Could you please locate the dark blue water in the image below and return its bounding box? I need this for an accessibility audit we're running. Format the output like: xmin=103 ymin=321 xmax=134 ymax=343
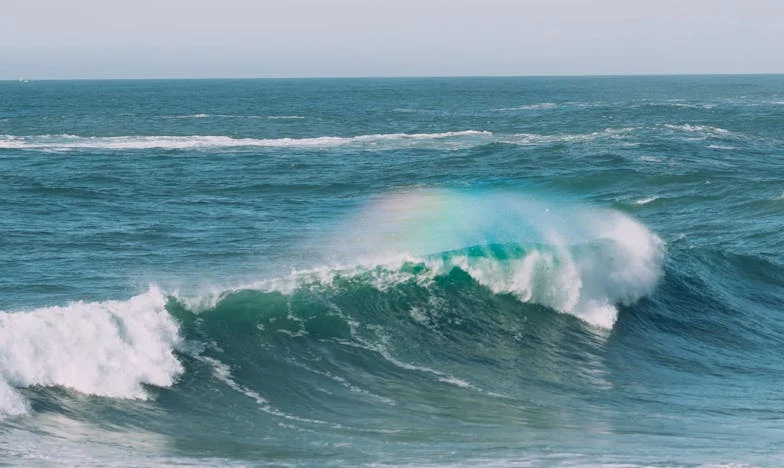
xmin=1 ymin=76 xmax=784 ymax=466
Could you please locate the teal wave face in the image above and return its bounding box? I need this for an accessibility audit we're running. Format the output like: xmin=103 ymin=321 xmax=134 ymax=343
xmin=156 ymin=245 xmax=783 ymax=464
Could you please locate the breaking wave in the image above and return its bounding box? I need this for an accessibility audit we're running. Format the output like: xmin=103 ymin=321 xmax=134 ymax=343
xmin=0 ymin=190 xmax=665 ymax=418
xmin=0 ymin=287 xmax=182 ymax=417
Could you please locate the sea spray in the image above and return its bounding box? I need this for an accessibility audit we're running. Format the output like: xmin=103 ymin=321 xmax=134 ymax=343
xmin=330 ymin=190 xmax=664 ymax=327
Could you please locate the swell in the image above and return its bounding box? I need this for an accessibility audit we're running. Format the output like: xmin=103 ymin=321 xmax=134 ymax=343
xmin=0 ymin=123 xmax=772 ymax=152
xmin=3 ymin=190 xmax=782 ymax=432
xmin=2 ymin=246 xmax=783 ymax=467
xmin=3 ymin=247 xmax=781 ymax=420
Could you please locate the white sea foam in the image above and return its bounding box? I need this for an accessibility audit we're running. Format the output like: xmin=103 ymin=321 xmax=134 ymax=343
xmin=639 ymin=155 xmax=665 ymax=163
xmin=161 ymin=113 xmax=211 ymax=119
xmin=671 ymin=103 xmax=716 ymax=109
xmin=634 ymin=196 xmax=659 ymax=205
xmin=502 ymin=127 xmax=636 ymax=146
xmin=663 ymin=124 xmax=731 ymax=137
xmin=0 ymin=379 xmax=28 ymax=417
xmin=706 ymin=144 xmax=736 ymax=150
xmin=643 ymin=102 xmax=716 ymax=110
xmin=493 ymin=102 xmax=558 ymax=111
xmin=0 ymin=131 xmax=493 ymax=151
xmin=0 ymin=129 xmax=650 ymax=152
xmin=0 ymin=286 xmax=183 ymax=418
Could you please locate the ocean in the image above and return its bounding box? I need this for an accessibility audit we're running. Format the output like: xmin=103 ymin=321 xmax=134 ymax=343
xmin=1 ymin=76 xmax=783 ymax=466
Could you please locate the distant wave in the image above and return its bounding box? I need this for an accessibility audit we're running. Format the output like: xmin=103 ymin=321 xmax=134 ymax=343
xmin=669 ymin=103 xmax=716 ymax=109
xmin=663 ymin=123 xmax=729 ymax=133
xmin=633 ymin=196 xmax=660 ymax=205
xmin=639 ymin=155 xmax=665 ymax=163
xmin=492 ymin=103 xmax=558 ymax=111
xmin=0 ymin=129 xmax=640 ymax=152
xmin=706 ymin=144 xmax=737 ymax=150
xmin=161 ymin=114 xmax=305 ymax=120
xmin=501 ymin=127 xmax=637 ymax=145
xmin=160 ymin=113 xmax=212 ymax=119
xmin=636 ymin=102 xmax=717 ymax=110
xmin=0 ymin=131 xmax=493 ymax=151
xmin=0 ymin=124 xmax=757 ymax=153
xmin=494 ymin=100 xmax=719 ymax=112
xmin=662 ymin=123 xmax=732 ymax=138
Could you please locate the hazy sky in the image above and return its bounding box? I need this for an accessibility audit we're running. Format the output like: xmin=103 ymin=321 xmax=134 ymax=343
xmin=2 ymin=0 xmax=783 ymax=79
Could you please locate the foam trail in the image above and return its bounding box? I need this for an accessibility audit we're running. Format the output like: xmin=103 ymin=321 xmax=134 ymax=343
xmin=0 ymin=131 xmax=492 ymax=151
xmin=0 ymin=129 xmax=646 ymax=152
xmin=0 ymin=286 xmax=183 ymax=418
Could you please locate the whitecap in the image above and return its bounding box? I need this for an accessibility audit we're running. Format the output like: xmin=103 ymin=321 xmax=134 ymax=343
xmin=0 ymin=286 xmax=183 ymax=418
xmin=492 ymin=102 xmax=558 ymax=111
xmin=634 ymin=196 xmax=660 ymax=205
xmin=0 ymin=131 xmax=494 ymax=152
xmin=502 ymin=127 xmax=636 ymax=146
xmin=706 ymin=144 xmax=736 ymax=150
xmin=663 ymin=123 xmax=731 ymax=136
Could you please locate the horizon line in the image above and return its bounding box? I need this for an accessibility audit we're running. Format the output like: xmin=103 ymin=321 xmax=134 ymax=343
xmin=3 ymin=72 xmax=784 ymax=82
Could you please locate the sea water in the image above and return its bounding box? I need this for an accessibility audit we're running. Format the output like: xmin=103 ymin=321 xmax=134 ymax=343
xmin=1 ymin=76 xmax=784 ymax=466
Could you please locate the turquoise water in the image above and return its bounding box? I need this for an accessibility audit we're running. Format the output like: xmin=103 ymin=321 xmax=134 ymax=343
xmin=1 ymin=76 xmax=784 ymax=466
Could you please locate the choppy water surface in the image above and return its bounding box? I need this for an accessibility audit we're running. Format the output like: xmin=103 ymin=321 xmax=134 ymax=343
xmin=1 ymin=76 xmax=784 ymax=466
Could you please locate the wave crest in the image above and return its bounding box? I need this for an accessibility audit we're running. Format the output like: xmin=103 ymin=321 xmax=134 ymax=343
xmin=322 ymin=190 xmax=665 ymax=328
xmin=0 ymin=286 xmax=183 ymax=417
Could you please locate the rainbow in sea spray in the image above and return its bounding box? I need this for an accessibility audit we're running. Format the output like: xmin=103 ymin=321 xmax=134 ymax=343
xmin=329 ymin=189 xmax=664 ymax=328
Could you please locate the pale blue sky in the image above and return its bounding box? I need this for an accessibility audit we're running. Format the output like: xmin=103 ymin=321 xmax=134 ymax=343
xmin=2 ymin=0 xmax=783 ymax=79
